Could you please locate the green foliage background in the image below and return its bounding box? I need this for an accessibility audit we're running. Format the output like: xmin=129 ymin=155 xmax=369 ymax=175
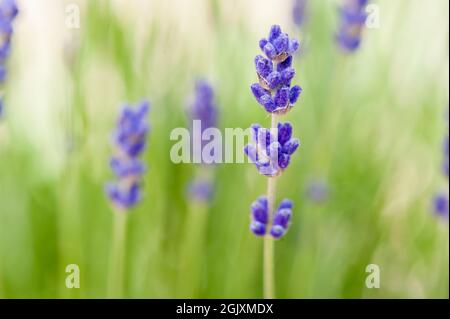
xmin=0 ymin=0 xmax=448 ymax=298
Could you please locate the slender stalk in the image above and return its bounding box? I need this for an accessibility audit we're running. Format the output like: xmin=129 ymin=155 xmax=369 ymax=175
xmin=108 ymin=210 xmax=127 ymax=298
xmin=263 ymin=114 xmax=278 ymax=299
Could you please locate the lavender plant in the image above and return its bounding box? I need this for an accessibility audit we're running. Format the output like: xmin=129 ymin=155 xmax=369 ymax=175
xmin=336 ymin=0 xmax=368 ymax=52
xmin=105 ymin=101 xmax=150 ymax=297
xmin=187 ymin=79 xmax=218 ymax=202
xmin=245 ymin=25 xmax=302 ymax=298
xmin=0 ymin=0 xmax=18 ymax=117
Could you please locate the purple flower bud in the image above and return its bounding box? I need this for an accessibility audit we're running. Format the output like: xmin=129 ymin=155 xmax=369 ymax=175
xmin=277 ymin=122 xmax=293 ymax=145
xmin=270 ymin=225 xmax=285 ymax=239
xmin=251 ymin=221 xmax=267 ymax=236
xmin=263 ymin=42 xmax=277 ymax=60
xmin=273 ymin=33 xmax=289 ymax=54
xmin=282 ymin=138 xmax=300 ymax=155
xmin=245 ymin=122 xmax=299 ymax=177
xmin=274 ymin=86 xmax=290 ymax=110
xmin=270 ymin=200 xmax=293 ymax=239
xmin=266 ymin=71 xmax=282 ymax=90
xmin=250 ymin=196 xmax=269 ymax=236
xmin=251 ymin=196 xmax=269 ymax=224
xmin=268 ymin=25 xmax=282 ymax=42
xmin=255 ymin=55 xmax=273 ymax=78
xmin=281 ymin=67 xmax=295 ymax=85
xmin=289 ymin=85 xmax=302 ymax=105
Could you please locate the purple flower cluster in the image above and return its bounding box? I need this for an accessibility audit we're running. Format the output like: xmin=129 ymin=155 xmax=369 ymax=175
xmin=188 ymin=79 xmax=218 ymax=132
xmin=293 ymin=0 xmax=307 ymax=28
xmin=250 ymin=196 xmax=293 ymax=239
xmin=246 ymin=25 xmax=302 ymax=239
xmin=187 ymin=79 xmax=218 ymax=202
xmin=244 ymin=122 xmax=300 ymax=177
xmin=251 ymin=25 xmax=302 ymax=114
xmin=0 ymin=0 xmax=18 ymax=116
xmin=336 ymin=0 xmax=368 ymax=52
xmin=306 ymin=179 xmax=330 ymax=204
xmin=106 ymin=101 xmax=150 ymax=210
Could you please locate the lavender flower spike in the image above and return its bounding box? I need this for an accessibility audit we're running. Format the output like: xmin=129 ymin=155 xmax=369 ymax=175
xmin=250 ymin=196 xmax=269 ymax=236
xmin=106 ymin=101 xmax=150 ymax=210
xmin=270 ymin=199 xmax=293 ymax=239
xmin=251 ymin=25 xmax=302 ymax=114
xmin=0 ymin=0 xmax=19 ymax=117
xmin=186 ymin=79 xmax=218 ymax=202
xmin=244 ymin=122 xmax=300 ymax=177
xmin=336 ymin=0 xmax=368 ymax=52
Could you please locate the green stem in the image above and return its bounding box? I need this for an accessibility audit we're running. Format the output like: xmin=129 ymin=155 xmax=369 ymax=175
xmin=263 ymin=114 xmax=278 ymax=299
xmin=108 ymin=210 xmax=127 ymax=298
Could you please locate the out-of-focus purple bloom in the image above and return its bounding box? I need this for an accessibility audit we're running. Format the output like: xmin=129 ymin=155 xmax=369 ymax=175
xmin=306 ymin=179 xmax=330 ymax=203
xmin=336 ymin=0 xmax=368 ymax=52
xmin=244 ymin=122 xmax=300 ymax=177
xmin=189 ymin=79 xmax=218 ymax=134
xmin=186 ymin=79 xmax=218 ymax=203
xmin=187 ymin=178 xmax=214 ymax=202
xmin=0 ymin=0 xmax=18 ymax=117
xmin=250 ymin=196 xmax=293 ymax=239
xmin=434 ymin=193 xmax=449 ymax=218
xmin=106 ymin=101 xmax=150 ymax=210
xmin=251 ymin=25 xmax=302 ymax=114
xmin=293 ymin=0 xmax=307 ymax=28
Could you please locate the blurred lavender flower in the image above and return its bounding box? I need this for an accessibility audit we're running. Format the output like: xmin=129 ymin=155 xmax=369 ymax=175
xmin=270 ymin=199 xmax=293 ymax=239
xmin=0 ymin=0 xmax=18 ymax=117
xmin=186 ymin=79 xmax=218 ymax=203
xmin=336 ymin=0 xmax=368 ymax=52
xmin=251 ymin=25 xmax=302 ymax=114
xmin=434 ymin=193 xmax=449 ymax=218
xmin=250 ymin=196 xmax=293 ymax=239
xmin=292 ymin=0 xmax=307 ymax=28
xmin=433 ymin=110 xmax=449 ymax=218
xmin=189 ymin=79 xmax=218 ymax=130
xmin=306 ymin=179 xmax=330 ymax=204
xmin=106 ymin=101 xmax=150 ymax=210
xmin=244 ymin=122 xmax=300 ymax=177
xmin=187 ymin=178 xmax=214 ymax=202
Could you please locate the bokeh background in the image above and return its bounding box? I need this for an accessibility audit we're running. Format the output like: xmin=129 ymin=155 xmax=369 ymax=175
xmin=0 ymin=0 xmax=449 ymax=298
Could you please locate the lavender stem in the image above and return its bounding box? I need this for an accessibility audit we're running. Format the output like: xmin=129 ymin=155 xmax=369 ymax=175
xmin=264 ymin=114 xmax=278 ymax=299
